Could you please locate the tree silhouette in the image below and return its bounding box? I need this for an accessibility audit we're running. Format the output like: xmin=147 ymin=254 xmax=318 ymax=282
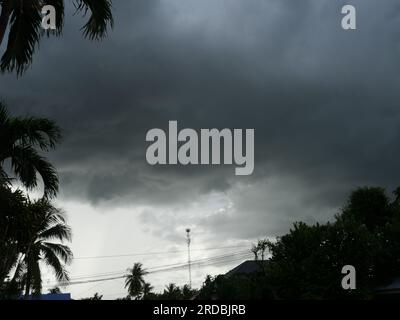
xmin=181 ymin=284 xmax=197 ymax=300
xmin=81 ymin=292 xmax=103 ymax=300
xmin=196 ymin=187 xmax=400 ymax=300
xmin=124 ymin=263 xmax=148 ymax=300
xmin=259 ymin=240 xmax=268 ymax=261
xmin=142 ymin=282 xmax=154 ymax=300
xmin=162 ymin=283 xmax=182 ymax=300
xmin=0 ymin=185 xmax=28 ymax=289
xmin=0 ymin=0 xmax=113 ymax=75
xmin=0 ymin=102 xmax=61 ymax=198
xmin=48 ymin=286 xmax=61 ymax=294
xmin=12 ymin=199 xmax=73 ymax=297
xmin=251 ymin=244 xmax=259 ymax=260
xmin=0 ymin=102 xmax=70 ymax=299
xmin=263 ymin=186 xmax=400 ymax=299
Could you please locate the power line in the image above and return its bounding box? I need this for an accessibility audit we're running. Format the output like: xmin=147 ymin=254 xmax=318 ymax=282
xmin=53 ymin=254 xmax=251 ymax=288
xmin=50 ymin=250 xmax=250 ymax=283
xmin=54 ymin=251 xmax=249 ymax=283
xmin=91 ymin=255 xmax=254 ymax=299
xmin=79 ymin=251 xmax=248 ymax=278
xmin=76 ymin=254 xmax=254 ymax=300
xmin=42 ymin=250 xmax=250 ymax=285
xmin=43 ymin=251 xmax=251 ymax=288
xmin=72 ymin=244 xmax=250 ymax=261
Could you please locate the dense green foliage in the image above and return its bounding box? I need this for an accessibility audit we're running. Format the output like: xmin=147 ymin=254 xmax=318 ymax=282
xmin=0 ymin=185 xmax=73 ymax=298
xmin=0 ymin=102 xmax=61 ymax=198
xmin=0 ymin=104 xmax=72 ymax=299
xmin=198 ymin=187 xmax=400 ymax=300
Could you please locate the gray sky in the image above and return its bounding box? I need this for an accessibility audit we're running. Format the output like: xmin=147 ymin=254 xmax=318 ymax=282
xmin=1 ymin=0 xmax=400 ymax=299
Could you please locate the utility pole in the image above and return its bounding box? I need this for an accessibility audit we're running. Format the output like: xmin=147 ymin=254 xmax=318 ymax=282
xmin=186 ymin=228 xmax=192 ymax=288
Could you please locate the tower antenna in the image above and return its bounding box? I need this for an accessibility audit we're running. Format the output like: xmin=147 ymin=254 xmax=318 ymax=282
xmin=186 ymin=228 xmax=192 ymax=288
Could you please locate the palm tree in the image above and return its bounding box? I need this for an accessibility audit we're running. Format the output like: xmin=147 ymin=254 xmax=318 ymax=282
xmin=0 ymin=0 xmax=113 ymax=75
xmin=0 ymin=184 xmax=29 ymax=287
xmin=142 ymin=282 xmax=153 ymax=300
xmin=163 ymin=283 xmax=182 ymax=299
xmin=0 ymin=102 xmax=61 ymax=198
xmin=124 ymin=263 xmax=148 ymax=299
xmin=12 ymin=198 xmax=73 ymax=297
xmin=181 ymin=284 xmax=197 ymax=300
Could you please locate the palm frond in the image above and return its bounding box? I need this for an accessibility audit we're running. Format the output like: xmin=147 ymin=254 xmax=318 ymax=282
xmin=75 ymin=0 xmax=113 ymax=40
xmin=42 ymin=242 xmax=73 ymax=265
xmin=10 ymin=145 xmax=59 ymax=198
xmin=41 ymin=243 xmax=70 ymax=282
xmin=33 ymin=201 xmax=67 ymax=235
xmin=0 ymin=168 xmax=10 ymax=185
xmin=38 ymin=223 xmax=72 ymax=243
xmin=9 ymin=116 xmax=62 ymax=151
xmin=10 ymin=258 xmax=26 ymax=284
xmin=0 ymin=101 xmax=9 ymax=125
xmin=0 ymin=0 xmax=42 ymax=75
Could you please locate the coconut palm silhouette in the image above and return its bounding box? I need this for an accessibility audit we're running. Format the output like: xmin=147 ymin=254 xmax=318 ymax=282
xmin=0 ymin=0 xmax=113 ymax=74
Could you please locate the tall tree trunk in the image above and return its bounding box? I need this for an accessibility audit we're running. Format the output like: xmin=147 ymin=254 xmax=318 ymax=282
xmin=24 ymin=264 xmax=31 ymax=299
xmin=23 ymin=246 xmax=33 ymax=299
xmin=0 ymin=0 xmax=12 ymax=46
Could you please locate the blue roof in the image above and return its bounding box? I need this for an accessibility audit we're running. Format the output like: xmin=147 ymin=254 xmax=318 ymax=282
xmin=22 ymin=293 xmax=72 ymax=300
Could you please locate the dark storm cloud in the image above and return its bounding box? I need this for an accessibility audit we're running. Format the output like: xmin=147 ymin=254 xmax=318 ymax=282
xmin=1 ymin=0 xmax=400 ymax=240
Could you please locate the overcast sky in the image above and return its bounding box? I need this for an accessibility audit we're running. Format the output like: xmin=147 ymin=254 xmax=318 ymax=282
xmin=1 ymin=0 xmax=400 ymax=299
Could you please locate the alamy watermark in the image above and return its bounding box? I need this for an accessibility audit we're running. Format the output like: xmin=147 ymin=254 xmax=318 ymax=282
xmin=341 ymin=5 xmax=356 ymax=30
xmin=39 ymin=4 xmax=358 ymax=31
xmin=341 ymin=265 xmax=356 ymax=290
xmin=145 ymin=121 xmax=255 ymax=176
xmin=40 ymin=4 xmax=357 ymax=31
xmin=41 ymin=5 xmax=56 ymax=30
